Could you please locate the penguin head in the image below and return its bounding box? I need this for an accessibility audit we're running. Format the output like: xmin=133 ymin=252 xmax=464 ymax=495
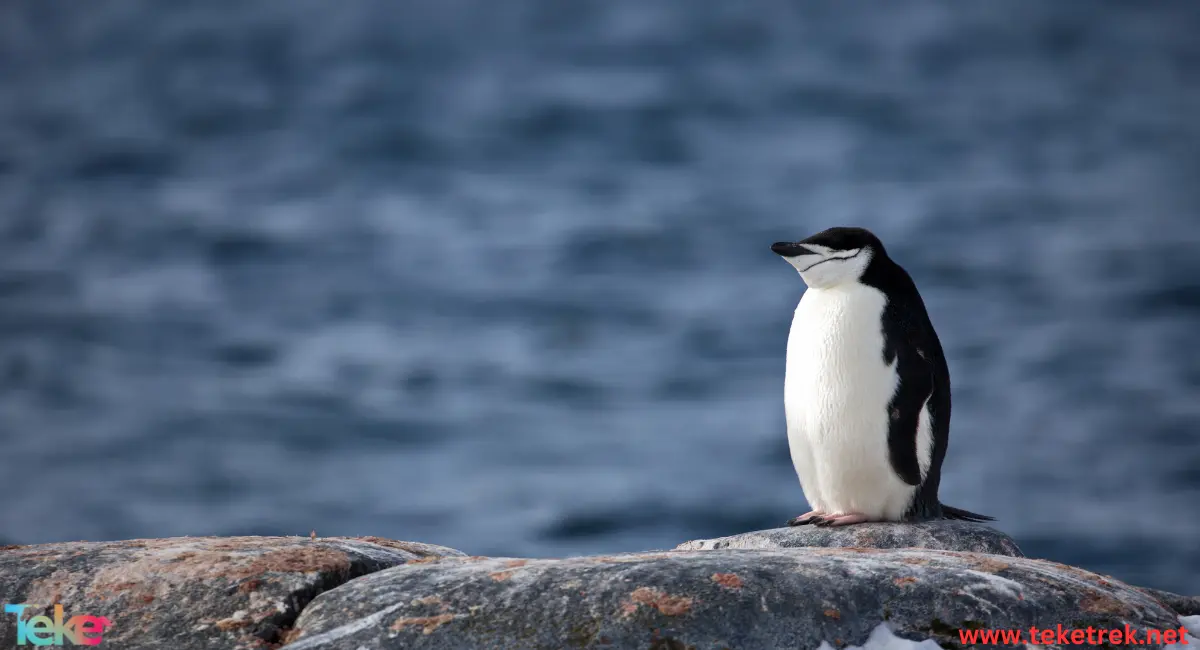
xmin=771 ymin=227 xmax=885 ymax=289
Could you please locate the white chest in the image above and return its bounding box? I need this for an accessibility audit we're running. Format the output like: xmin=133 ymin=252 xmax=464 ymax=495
xmin=783 ymin=284 xmax=913 ymax=519
xmin=785 ymin=285 xmax=896 ymax=417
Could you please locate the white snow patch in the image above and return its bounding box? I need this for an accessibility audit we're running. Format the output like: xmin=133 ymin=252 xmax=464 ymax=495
xmin=815 ymin=622 xmax=942 ymax=650
xmin=1181 ymin=615 xmax=1200 ymax=644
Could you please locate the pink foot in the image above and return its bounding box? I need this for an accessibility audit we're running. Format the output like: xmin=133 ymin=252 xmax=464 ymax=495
xmin=814 ymin=512 xmax=872 ymax=527
xmin=787 ymin=510 xmax=826 ymax=526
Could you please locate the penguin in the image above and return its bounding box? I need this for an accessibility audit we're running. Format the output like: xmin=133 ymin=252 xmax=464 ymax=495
xmin=770 ymin=226 xmax=991 ymax=527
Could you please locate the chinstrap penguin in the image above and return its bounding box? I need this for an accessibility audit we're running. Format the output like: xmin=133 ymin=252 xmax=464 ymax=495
xmin=770 ymin=226 xmax=991 ymax=527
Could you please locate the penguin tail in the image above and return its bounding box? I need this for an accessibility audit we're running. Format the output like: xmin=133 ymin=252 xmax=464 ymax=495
xmin=940 ymin=504 xmax=994 ymax=522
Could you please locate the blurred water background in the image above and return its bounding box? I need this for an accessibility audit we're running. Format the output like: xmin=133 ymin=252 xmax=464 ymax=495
xmin=1 ymin=1 xmax=1198 ymax=594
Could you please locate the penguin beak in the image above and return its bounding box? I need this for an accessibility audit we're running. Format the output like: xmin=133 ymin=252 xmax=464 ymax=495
xmin=771 ymin=242 xmax=819 ymax=258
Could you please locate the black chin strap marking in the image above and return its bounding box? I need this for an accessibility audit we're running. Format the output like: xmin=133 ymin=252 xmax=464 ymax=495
xmin=799 ymin=248 xmax=863 ymax=273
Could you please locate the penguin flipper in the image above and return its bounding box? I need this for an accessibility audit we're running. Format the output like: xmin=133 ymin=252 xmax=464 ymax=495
xmin=884 ymin=372 xmax=932 ymax=486
xmin=882 ymin=304 xmax=938 ymax=487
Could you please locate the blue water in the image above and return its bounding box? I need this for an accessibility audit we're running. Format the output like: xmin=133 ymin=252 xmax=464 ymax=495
xmin=1 ymin=1 xmax=1198 ymax=595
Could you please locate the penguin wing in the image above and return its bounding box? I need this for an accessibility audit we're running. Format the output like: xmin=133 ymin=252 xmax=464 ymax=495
xmin=883 ymin=301 xmax=940 ymax=487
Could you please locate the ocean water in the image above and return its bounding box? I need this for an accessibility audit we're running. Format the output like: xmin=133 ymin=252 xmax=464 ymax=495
xmin=1 ymin=0 xmax=1198 ymax=595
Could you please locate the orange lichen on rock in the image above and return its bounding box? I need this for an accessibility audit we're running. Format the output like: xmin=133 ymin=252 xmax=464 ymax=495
xmin=215 ymin=616 xmax=254 ymax=631
xmin=487 ymin=559 xmax=532 ymax=581
xmin=411 ymin=595 xmax=444 ymax=608
xmin=238 ymin=579 xmax=262 ymax=593
xmin=711 ymin=573 xmax=744 ymax=590
xmin=624 ymin=587 xmax=694 ymax=616
xmin=971 ymin=557 xmax=1011 ymax=574
xmin=242 ymin=547 xmax=352 ymax=578
xmin=1078 ymin=591 xmax=1131 ymax=616
xmin=390 ymin=614 xmax=457 ymax=635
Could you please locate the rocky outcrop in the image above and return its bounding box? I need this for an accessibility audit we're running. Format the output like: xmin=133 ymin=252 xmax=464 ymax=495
xmin=3 ymin=528 xmax=1197 ymax=649
xmin=279 ymin=548 xmax=1182 ymax=650
xmin=676 ymin=520 xmax=1024 ymax=557
xmin=0 ymin=536 xmax=463 ymax=649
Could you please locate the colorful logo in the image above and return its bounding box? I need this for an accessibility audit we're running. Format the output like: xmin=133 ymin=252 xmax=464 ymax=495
xmin=3 ymin=604 xmax=112 ymax=646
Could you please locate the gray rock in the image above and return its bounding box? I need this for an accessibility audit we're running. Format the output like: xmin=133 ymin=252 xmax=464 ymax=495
xmin=1138 ymin=586 xmax=1200 ymax=616
xmin=279 ymin=548 xmax=1179 ymax=649
xmin=676 ymin=520 xmax=1024 ymax=557
xmin=0 ymin=536 xmax=463 ymax=649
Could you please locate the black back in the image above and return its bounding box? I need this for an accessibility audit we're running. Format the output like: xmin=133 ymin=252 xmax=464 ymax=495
xmin=862 ymin=249 xmax=952 ymax=520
